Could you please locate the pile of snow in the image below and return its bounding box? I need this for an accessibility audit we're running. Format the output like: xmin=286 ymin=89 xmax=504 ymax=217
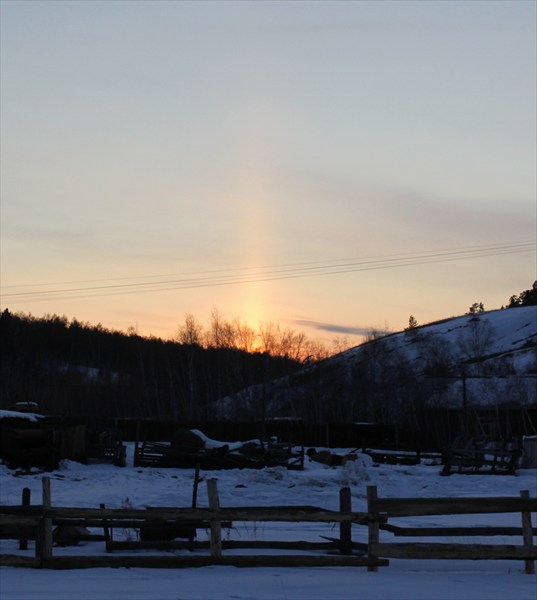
xmin=188 ymin=428 xmax=269 ymax=452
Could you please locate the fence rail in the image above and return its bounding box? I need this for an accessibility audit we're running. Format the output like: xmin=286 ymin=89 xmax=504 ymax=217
xmin=369 ymin=496 xmax=536 ymax=517
xmin=0 ymin=554 xmax=381 ymax=570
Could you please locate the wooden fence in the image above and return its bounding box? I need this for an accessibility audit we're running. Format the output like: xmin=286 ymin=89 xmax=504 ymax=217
xmin=0 ymin=478 xmax=384 ymax=569
xmin=1 ymin=479 xmax=535 ymax=573
xmin=366 ymin=485 xmax=536 ymax=574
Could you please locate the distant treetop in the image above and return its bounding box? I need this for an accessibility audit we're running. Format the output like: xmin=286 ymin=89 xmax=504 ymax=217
xmin=467 ymin=302 xmax=485 ymax=315
xmin=508 ymin=281 xmax=537 ymax=308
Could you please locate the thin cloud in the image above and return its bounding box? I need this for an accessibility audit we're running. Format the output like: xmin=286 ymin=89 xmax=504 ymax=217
xmin=5 ymin=225 xmax=95 ymax=250
xmin=295 ymin=320 xmax=371 ymax=336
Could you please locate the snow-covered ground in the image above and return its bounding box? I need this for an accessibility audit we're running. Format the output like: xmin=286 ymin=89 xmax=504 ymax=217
xmin=1 ymin=444 xmax=536 ymax=600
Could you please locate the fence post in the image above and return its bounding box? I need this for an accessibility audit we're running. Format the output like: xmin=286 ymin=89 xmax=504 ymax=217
xmin=19 ymin=487 xmax=31 ymax=551
xmin=192 ymin=464 xmax=201 ymax=509
xmin=367 ymin=485 xmax=379 ymax=572
xmin=133 ymin=420 xmax=140 ymax=467
xmin=41 ymin=477 xmax=53 ymax=563
xmin=520 ymin=490 xmax=535 ymax=575
xmin=207 ymin=478 xmax=222 ymax=559
xmin=339 ymin=487 xmax=352 ymax=555
xmin=100 ymin=503 xmax=111 ymax=552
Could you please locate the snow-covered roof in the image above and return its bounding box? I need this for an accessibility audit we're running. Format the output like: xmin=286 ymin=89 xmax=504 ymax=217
xmin=0 ymin=409 xmax=45 ymax=422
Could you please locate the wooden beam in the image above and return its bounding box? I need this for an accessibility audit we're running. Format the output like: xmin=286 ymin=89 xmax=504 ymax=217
xmin=0 ymin=502 xmax=373 ymax=524
xmin=40 ymin=478 xmax=53 ymax=561
xmin=107 ymin=539 xmax=343 ymax=552
xmin=0 ymin=516 xmax=40 ymax=528
xmin=0 ymin=505 xmax=44 ymax=515
xmin=207 ymin=478 xmax=221 ymax=558
xmin=371 ymin=496 xmax=536 ymax=517
xmin=380 ymin=524 xmax=537 ymax=537
xmin=367 ymin=485 xmax=380 ymax=572
xmin=7 ymin=554 xmax=388 ymax=570
xmin=520 ymin=490 xmax=535 ymax=575
xmin=339 ymin=487 xmax=352 ymax=555
xmin=19 ymin=488 xmax=31 ymax=550
xmin=0 ymin=554 xmax=41 ymax=568
xmin=372 ymin=542 xmax=537 ymax=560
xmin=11 ymin=506 xmax=372 ymax=524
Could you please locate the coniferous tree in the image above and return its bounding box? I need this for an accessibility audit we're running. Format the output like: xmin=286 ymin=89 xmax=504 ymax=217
xmin=508 ymin=281 xmax=537 ymax=307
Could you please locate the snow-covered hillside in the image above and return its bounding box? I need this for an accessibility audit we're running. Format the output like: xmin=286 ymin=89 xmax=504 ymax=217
xmin=216 ymin=307 xmax=537 ymax=422
xmin=342 ymin=306 xmax=536 ymax=375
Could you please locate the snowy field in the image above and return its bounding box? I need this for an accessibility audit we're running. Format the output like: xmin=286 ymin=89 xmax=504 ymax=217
xmin=1 ymin=444 xmax=536 ymax=600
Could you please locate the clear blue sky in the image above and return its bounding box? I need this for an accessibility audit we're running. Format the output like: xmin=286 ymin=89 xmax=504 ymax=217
xmin=1 ymin=0 xmax=535 ymax=344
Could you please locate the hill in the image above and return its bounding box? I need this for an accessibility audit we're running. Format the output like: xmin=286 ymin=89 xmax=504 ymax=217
xmin=215 ymin=306 xmax=537 ymax=429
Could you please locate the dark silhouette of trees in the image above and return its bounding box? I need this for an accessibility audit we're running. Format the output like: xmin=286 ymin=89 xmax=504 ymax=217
xmin=508 ymin=281 xmax=537 ymax=308
xmin=406 ymin=315 xmax=418 ymax=330
xmin=468 ymin=302 xmax=485 ymax=314
xmin=0 ymin=310 xmax=302 ymax=420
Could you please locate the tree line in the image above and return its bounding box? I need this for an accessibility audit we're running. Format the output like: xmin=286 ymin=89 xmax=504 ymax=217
xmin=508 ymin=281 xmax=537 ymax=308
xmin=174 ymin=308 xmax=352 ymax=361
xmin=0 ymin=309 xmax=344 ymax=421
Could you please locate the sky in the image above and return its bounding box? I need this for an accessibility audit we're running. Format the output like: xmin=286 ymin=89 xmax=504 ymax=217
xmin=1 ymin=0 xmax=536 ymax=346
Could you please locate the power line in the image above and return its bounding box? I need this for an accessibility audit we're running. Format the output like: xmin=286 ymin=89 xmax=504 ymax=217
xmin=2 ymin=240 xmax=529 ymax=289
xmin=2 ymin=240 xmax=533 ymax=290
xmin=1 ymin=240 xmax=534 ymax=304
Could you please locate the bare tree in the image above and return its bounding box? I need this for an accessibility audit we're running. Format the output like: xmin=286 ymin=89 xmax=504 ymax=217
xmin=302 ymin=339 xmax=330 ymax=363
xmin=332 ymin=334 xmax=352 ymax=355
xmin=364 ymin=327 xmax=391 ymax=342
xmin=175 ymin=313 xmax=204 ymax=346
xmin=232 ymin=318 xmax=257 ymax=353
xmin=279 ymin=328 xmax=307 ymax=361
xmin=205 ymin=308 xmax=232 ymax=348
xmin=258 ymin=321 xmax=279 ymax=354
xmin=458 ymin=317 xmax=495 ymax=361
